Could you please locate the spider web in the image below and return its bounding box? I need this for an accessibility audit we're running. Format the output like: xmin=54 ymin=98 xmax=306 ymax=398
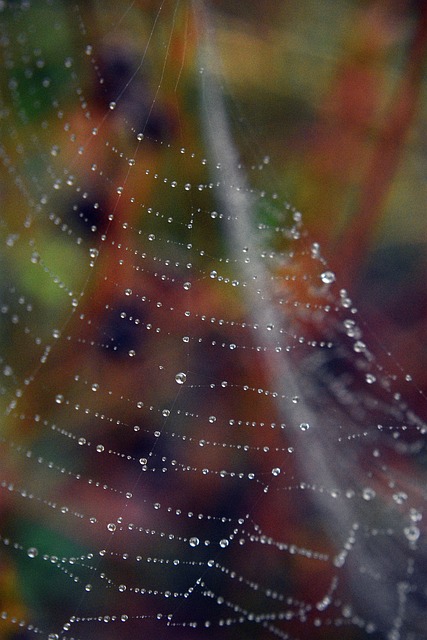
xmin=0 ymin=2 xmax=426 ymax=640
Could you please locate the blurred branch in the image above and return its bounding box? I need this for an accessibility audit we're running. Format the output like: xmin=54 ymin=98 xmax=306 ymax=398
xmin=334 ymin=3 xmax=427 ymax=285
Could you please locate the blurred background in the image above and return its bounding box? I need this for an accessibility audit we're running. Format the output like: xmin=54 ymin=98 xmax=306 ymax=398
xmin=0 ymin=1 xmax=426 ymax=639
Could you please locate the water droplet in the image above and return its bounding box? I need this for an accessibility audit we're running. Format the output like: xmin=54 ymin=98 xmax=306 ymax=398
xmin=109 ymin=101 xmax=116 ymax=110
xmin=219 ymin=539 xmax=229 ymax=548
xmin=118 ymin=584 xmax=126 ymax=592
xmin=137 ymin=132 xmax=144 ymax=141
xmin=183 ymin=281 xmax=191 ymax=290
xmin=208 ymin=416 xmax=216 ymax=423
xmin=299 ymin=422 xmax=309 ymax=431
xmin=85 ymin=584 xmax=92 ymax=592
xmin=404 ymin=525 xmax=420 ymax=542
xmin=175 ymin=372 xmax=186 ymax=384
xmin=189 ymin=537 xmax=199 ymax=547
xmin=107 ymin=523 xmax=116 ymax=532
xmin=362 ymin=487 xmax=376 ymax=501
xmin=55 ymin=394 xmax=64 ymax=404
xmin=320 ymin=270 xmax=335 ymax=284
xmin=271 ymin=468 xmax=281 ymax=476
xmin=128 ymin=350 xmax=136 ymax=357
xmin=27 ymin=547 xmax=38 ymax=558
xmin=96 ymin=444 xmax=104 ymax=453
xmin=354 ymin=340 xmax=366 ymax=353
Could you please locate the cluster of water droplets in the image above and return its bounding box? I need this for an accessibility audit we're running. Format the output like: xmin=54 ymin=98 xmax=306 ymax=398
xmin=0 ymin=2 xmax=426 ymax=640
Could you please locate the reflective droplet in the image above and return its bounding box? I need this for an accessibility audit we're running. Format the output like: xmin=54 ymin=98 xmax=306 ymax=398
xmin=96 ymin=444 xmax=104 ymax=453
xmin=107 ymin=523 xmax=116 ymax=532
xmin=109 ymin=101 xmax=116 ymax=110
xmin=320 ymin=270 xmax=335 ymax=284
xmin=354 ymin=340 xmax=366 ymax=353
xmin=299 ymin=422 xmax=309 ymax=431
xmin=27 ymin=547 xmax=38 ymax=558
xmin=404 ymin=525 xmax=420 ymax=542
xmin=175 ymin=372 xmax=186 ymax=384
xmin=183 ymin=281 xmax=191 ymax=290
xmin=85 ymin=584 xmax=92 ymax=592
xmin=55 ymin=394 xmax=64 ymax=404
xmin=219 ymin=539 xmax=229 ymax=548
xmin=271 ymin=468 xmax=281 ymax=476
xmin=189 ymin=537 xmax=199 ymax=547
xmin=362 ymin=487 xmax=376 ymax=501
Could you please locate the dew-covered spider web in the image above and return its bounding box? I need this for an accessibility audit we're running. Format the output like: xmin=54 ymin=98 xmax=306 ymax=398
xmin=0 ymin=1 xmax=427 ymax=639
